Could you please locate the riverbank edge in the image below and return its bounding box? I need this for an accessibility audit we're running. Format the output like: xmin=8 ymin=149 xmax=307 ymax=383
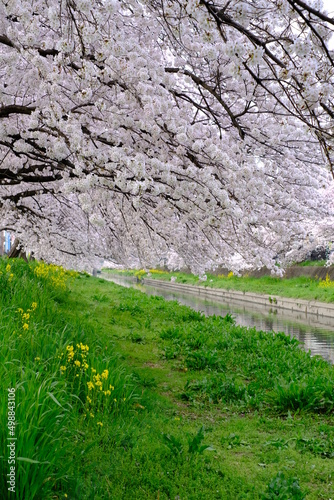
xmin=141 ymin=278 xmax=334 ymax=318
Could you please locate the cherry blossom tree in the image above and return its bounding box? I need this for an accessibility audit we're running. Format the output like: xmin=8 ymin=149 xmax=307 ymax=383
xmin=0 ymin=0 xmax=333 ymax=272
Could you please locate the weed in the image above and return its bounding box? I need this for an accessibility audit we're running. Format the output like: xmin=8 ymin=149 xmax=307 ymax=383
xmin=263 ymin=438 xmax=293 ymax=450
xmin=162 ymin=345 xmax=180 ymax=360
xmin=162 ymin=427 xmax=213 ymax=458
xmin=128 ymin=332 xmax=145 ymax=343
xmin=262 ymin=471 xmax=306 ymax=499
xmin=92 ymin=293 xmax=109 ymax=303
xmin=185 ymin=348 xmax=224 ymax=371
xmin=266 ymin=377 xmax=334 ymax=413
xmin=161 ymin=432 xmax=184 ymax=457
xmin=187 ymin=426 xmax=214 ymax=455
xmin=132 ymin=372 xmax=157 ymax=388
xmin=296 ymin=436 xmax=334 ymax=458
xmin=160 ymin=327 xmax=181 ymax=340
xmin=221 ymin=433 xmax=250 ymax=449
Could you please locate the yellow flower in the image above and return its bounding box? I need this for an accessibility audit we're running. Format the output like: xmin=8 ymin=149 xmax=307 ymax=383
xmin=31 ymin=302 xmax=37 ymax=310
xmin=90 ymin=413 xmax=94 ymax=418
xmin=60 ymin=366 xmax=67 ymax=372
xmin=91 ymin=368 xmax=96 ymax=374
xmin=110 ymin=385 xmax=114 ymax=390
xmin=74 ymin=360 xmax=81 ymax=367
xmin=8 ymin=273 xmax=14 ymax=282
xmin=34 ymin=357 xmax=40 ymax=361
xmin=22 ymin=313 xmax=30 ymax=320
xmin=66 ymin=345 xmax=74 ymax=351
xmin=17 ymin=308 xmax=23 ymax=314
xmin=97 ymin=422 xmax=103 ymax=427
xmin=86 ymin=396 xmax=92 ymax=403
xmin=6 ymin=263 xmax=11 ymax=272
xmin=114 ymin=398 xmax=117 ymax=402
xmin=101 ymin=369 xmax=109 ymax=379
xmin=87 ymin=382 xmax=94 ymax=390
xmin=104 ymin=390 xmax=111 ymax=396
xmin=22 ymin=323 xmax=29 ymax=330
xmin=67 ymin=350 xmax=74 ymax=361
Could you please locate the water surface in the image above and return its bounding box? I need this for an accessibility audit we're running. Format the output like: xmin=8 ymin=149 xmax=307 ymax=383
xmin=102 ymin=274 xmax=334 ymax=364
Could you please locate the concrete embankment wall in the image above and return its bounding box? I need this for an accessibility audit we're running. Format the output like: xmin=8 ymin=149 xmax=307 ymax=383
xmin=142 ymin=278 xmax=334 ymax=319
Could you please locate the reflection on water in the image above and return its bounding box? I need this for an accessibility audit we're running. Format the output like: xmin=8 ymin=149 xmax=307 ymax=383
xmin=102 ymin=274 xmax=334 ymax=364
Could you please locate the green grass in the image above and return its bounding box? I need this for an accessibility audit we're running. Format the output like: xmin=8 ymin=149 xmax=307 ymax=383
xmin=103 ymin=268 xmax=334 ymax=303
xmin=1 ymin=259 xmax=334 ymax=499
xmin=295 ymin=260 xmax=327 ymax=267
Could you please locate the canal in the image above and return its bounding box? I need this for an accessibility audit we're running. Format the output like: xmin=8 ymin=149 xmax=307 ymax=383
xmin=102 ymin=273 xmax=334 ymax=364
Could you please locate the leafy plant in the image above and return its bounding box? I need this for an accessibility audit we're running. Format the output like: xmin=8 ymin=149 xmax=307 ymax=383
xmin=187 ymin=426 xmax=214 ymax=455
xmin=161 ymin=433 xmax=184 ymax=457
xmin=92 ymin=293 xmax=109 ymax=303
xmin=221 ymin=433 xmax=250 ymax=449
xmin=262 ymin=471 xmax=306 ymax=499
xmin=129 ymin=332 xmax=145 ymax=343
xmin=263 ymin=438 xmax=293 ymax=450
xmin=296 ymin=436 xmax=334 ymax=458
xmin=162 ymin=346 xmax=180 ymax=360
xmin=185 ymin=348 xmax=224 ymax=371
xmin=161 ymin=427 xmax=213 ymax=458
xmin=266 ymin=377 xmax=334 ymax=413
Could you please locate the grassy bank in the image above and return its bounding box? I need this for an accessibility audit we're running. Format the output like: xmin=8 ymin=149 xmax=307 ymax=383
xmin=1 ymin=259 xmax=334 ymax=499
xmin=295 ymin=260 xmax=327 ymax=267
xmin=103 ymin=268 xmax=334 ymax=303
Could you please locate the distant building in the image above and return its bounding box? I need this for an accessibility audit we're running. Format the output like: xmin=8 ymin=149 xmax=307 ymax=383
xmin=0 ymin=231 xmax=4 ymax=255
xmin=0 ymin=230 xmax=12 ymax=256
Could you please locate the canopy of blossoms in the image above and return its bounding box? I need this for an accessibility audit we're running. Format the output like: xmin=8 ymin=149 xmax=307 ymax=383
xmin=1 ymin=0 xmax=334 ymax=272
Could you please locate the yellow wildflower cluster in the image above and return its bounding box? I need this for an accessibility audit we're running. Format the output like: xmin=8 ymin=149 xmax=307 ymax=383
xmin=84 ymin=365 xmax=127 ymax=419
xmin=34 ymin=262 xmax=78 ymax=290
xmin=134 ymin=269 xmax=147 ymax=280
xmin=148 ymin=269 xmax=166 ymax=274
xmin=59 ymin=343 xmax=90 ymax=373
xmin=319 ymin=273 xmax=334 ymax=289
xmin=218 ymin=272 xmax=234 ymax=279
xmin=88 ymin=368 xmax=112 ymax=395
xmin=17 ymin=302 xmax=37 ymax=332
xmin=59 ymin=342 xmax=127 ymax=425
xmin=1 ymin=262 xmax=14 ymax=282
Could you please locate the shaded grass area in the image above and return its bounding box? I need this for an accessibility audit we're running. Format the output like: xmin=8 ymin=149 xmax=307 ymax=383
xmin=104 ymin=268 xmax=334 ymax=303
xmin=1 ymin=259 xmax=334 ymax=499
